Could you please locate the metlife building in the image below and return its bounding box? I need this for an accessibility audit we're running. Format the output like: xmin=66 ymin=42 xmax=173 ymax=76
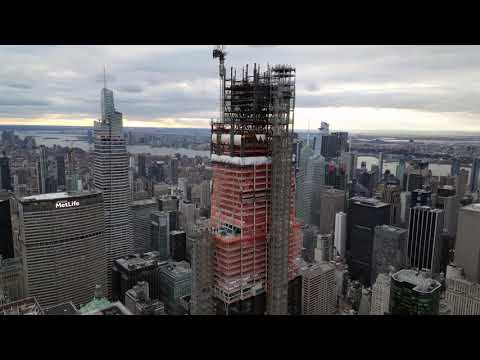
xmin=17 ymin=191 xmax=107 ymax=307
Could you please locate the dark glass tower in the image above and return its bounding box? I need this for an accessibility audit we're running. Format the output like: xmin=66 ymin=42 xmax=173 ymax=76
xmin=0 ymin=154 xmax=12 ymax=191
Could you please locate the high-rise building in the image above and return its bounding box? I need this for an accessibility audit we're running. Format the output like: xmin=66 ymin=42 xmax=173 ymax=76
xmin=170 ymin=230 xmax=186 ymax=261
xmin=178 ymin=177 xmax=189 ymax=199
xmin=0 ymin=196 xmax=14 ymax=259
xmin=36 ymin=145 xmax=48 ymax=194
xmin=150 ymin=211 xmax=170 ymax=259
xmin=158 ymin=195 xmax=178 ymax=212
xmin=410 ymin=189 xmax=432 ymax=207
xmin=199 ymin=180 xmax=211 ymax=210
xmin=321 ymin=132 xmax=349 ymax=160
xmin=112 ymin=252 xmax=167 ymax=302
xmin=470 ymin=158 xmax=480 ymax=193
xmin=137 ymin=154 xmax=147 ymax=178
xmin=159 ymin=261 xmax=192 ymax=311
xmin=451 ymin=158 xmax=461 ymax=177
xmin=190 ymin=222 xmax=215 ymax=315
xmin=299 ymin=261 xmax=336 ymax=315
xmin=381 ymin=183 xmax=401 ymax=226
xmin=389 ymin=269 xmax=441 ymax=315
xmin=334 ymin=212 xmax=347 ymax=258
xmin=396 ymin=159 xmax=406 ymax=190
xmin=456 ymin=169 xmax=469 ymax=197
xmin=131 ymin=198 xmax=157 ymax=254
xmin=210 ymin=59 xmax=300 ymax=314
xmin=0 ymin=256 xmax=24 ymax=303
xmin=407 ymin=206 xmax=444 ymax=274
xmin=436 ymin=193 xmax=459 ymax=237
xmin=319 ymin=187 xmax=345 ymax=235
xmin=301 ymin=224 xmax=318 ymax=262
xmin=168 ymin=157 xmax=178 ymax=184
xmin=17 ymin=191 xmax=106 ymax=307
xmin=124 ymin=281 xmax=165 ymax=315
xmin=56 ymin=155 xmax=66 ymax=189
xmin=93 ymin=85 xmax=133 ymax=295
xmin=0 ymin=154 xmax=12 ymax=191
xmin=455 ymin=204 xmax=480 ymax=283
xmin=445 ymin=264 xmax=480 ymax=315
xmin=371 ymin=225 xmax=408 ymax=284
xmin=315 ymin=234 xmax=334 ymax=263
xmin=347 ymin=196 xmax=390 ymax=286
xmin=370 ymin=273 xmax=391 ymax=315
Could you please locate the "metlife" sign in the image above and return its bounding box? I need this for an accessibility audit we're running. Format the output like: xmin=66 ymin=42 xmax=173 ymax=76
xmin=55 ymin=200 xmax=80 ymax=209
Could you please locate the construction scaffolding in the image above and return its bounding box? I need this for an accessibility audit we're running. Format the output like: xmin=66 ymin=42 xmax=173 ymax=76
xmin=211 ymin=48 xmax=300 ymax=314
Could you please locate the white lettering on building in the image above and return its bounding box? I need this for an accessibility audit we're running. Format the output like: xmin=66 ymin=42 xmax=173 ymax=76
xmin=55 ymin=200 xmax=80 ymax=209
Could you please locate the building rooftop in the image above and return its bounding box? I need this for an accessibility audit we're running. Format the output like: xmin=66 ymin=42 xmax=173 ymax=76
xmin=375 ymin=224 xmax=408 ymax=234
xmin=170 ymin=230 xmax=186 ymax=236
xmin=391 ymin=269 xmax=441 ymax=293
xmin=20 ymin=191 xmax=100 ymax=203
xmin=44 ymin=302 xmax=79 ymax=315
xmin=350 ymin=196 xmax=389 ymax=208
xmin=115 ymin=252 xmax=167 ymax=272
xmin=462 ymin=203 xmax=480 ymax=213
xmin=0 ymin=297 xmax=44 ymax=315
xmin=131 ymin=198 xmax=157 ymax=207
xmin=82 ymin=301 xmax=132 ymax=315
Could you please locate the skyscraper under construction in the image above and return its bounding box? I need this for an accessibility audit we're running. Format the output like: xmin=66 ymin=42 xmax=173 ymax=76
xmin=211 ymin=47 xmax=301 ymax=314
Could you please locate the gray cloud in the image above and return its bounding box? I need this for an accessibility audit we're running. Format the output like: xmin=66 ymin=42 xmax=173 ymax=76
xmin=0 ymin=45 xmax=480 ymax=130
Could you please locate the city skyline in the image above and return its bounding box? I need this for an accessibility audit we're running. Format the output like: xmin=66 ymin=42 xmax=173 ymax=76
xmin=1 ymin=46 xmax=480 ymax=132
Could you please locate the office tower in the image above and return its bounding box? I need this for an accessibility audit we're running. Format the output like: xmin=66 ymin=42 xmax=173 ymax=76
xmin=455 ymin=204 xmax=480 ymax=283
xmin=0 ymin=256 xmax=24 ymax=303
xmin=451 ymin=158 xmax=461 ymax=177
xmin=371 ymin=225 xmax=408 ymax=284
xmin=358 ymin=287 xmax=372 ymax=315
xmin=381 ymin=183 xmax=401 ymax=225
xmin=124 ymin=281 xmax=165 ymax=315
xmin=0 ymin=154 xmax=12 ymax=191
xmin=65 ymin=148 xmax=80 ymax=192
xmin=407 ymin=206 xmax=444 ymax=274
xmin=45 ymin=176 xmax=57 ymax=193
xmin=17 ymin=191 xmax=106 ymax=307
xmin=170 ymin=230 xmax=186 ymax=261
xmin=131 ymin=198 xmax=157 ymax=254
xmin=56 ymin=155 xmax=66 ymax=189
xmin=159 ymin=261 xmax=192 ymax=311
xmin=396 ymin=159 xmax=406 ymax=189
xmin=179 ymin=200 xmax=197 ymax=235
xmin=410 ymin=189 xmax=431 ymax=207
xmin=456 ymin=169 xmax=468 ymax=196
xmin=93 ymin=85 xmax=133 ymax=295
xmin=36 ymin=145 xmax=48 ymax=194
xmin=321 ymin=132 xmax=349 ymax=160
xmin=389 ymin=269 xmax=441 ymax=315
xmin=445 ymin=264 xmax=480 ymax=315
xmin=319 ymin=187 xmax=345 ymax=234
xmin=378 ymin=152 xmax=384 ymax=182
xmin=288 ymin=275 xmax=303 ymax=315
xmin=137 ymin=154 xmax=147 ymax=178
xmin=296 ymin=149 xmax=325 ymax=226
xmin=151 ymin=211 xmax=170 ymax=258
xmin=334 ymin=212 xmax=347 ymax=258
xmin=190 ymin=222 xmax=215 ymax=315
xmin=210 ymin=57 xmax=300 ymax=315
xmin=370 ymin=273 xmax=391 ymax=315
xmin=199 ymin=180 xmax=211 ymax=210
xmin=112 ymin=252 xmax=166 ymax=302
xmin=436 ymin=193 xmax=459 ymax=237
xmin=315 ymin=234 xmax=334 ymax=263
xmin=0 ymin=297 xmax=44 ymax=315
xmin=178 ymin=177 xmax=189 ymax=199
xmin=158 ymin=195 xmax=178 ymax=212
xmin=0 ymin=196 xmax=14 ymax=259
xmin=299 ymin=261 xmax=336 ymax=315
xmin=347 ymin=196 xmax=390 ymax=286
xmin=168 ymin=157 xmax=178 ymax=184
xmin=470 ymin=158 xmax=480 ymax=193
xmin=302 ymin=224 xmax=318 ymax=262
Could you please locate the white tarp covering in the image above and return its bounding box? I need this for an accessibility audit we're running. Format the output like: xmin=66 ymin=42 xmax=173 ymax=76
xmin=211 ymin=154 xmax=271 ymax=166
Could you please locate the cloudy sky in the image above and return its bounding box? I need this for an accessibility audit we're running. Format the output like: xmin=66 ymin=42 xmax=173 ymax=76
xmin=1 ymin=45 xmax=479 ymax=132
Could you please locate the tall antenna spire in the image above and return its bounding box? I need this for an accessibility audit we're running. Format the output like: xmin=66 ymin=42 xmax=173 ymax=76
xmin=103 ymin=65 xmax=107 ymax=89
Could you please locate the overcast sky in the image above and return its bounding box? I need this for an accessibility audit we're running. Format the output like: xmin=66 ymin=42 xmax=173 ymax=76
xmin=1 ymin=45 xmax=479 ymax=132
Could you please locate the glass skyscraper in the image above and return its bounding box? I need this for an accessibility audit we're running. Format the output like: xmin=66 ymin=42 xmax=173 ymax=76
xmin=93 ymin=86 xmax=133 ymax=297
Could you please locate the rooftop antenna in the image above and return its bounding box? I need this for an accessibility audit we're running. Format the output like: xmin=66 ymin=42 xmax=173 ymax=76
xmin=104 ymin=65 xmax=107 ymax=89
xmin=212 ymin=45 xmax=227 ymax=123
